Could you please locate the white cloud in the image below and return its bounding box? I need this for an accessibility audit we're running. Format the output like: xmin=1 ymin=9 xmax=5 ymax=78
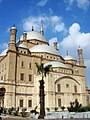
xmin=85 ymin=59 xmax=90 ymax=68
xmin=49 ymin=37 xmax=57 ymax=46
xmin=51 ymin=16 xmax=62 ymax=23
xmin=49 ymin=8 xmax=53 ymax=14
xmin=64 ymin=0 xmax=75 ymax=10
xmin=77 ymin=0 xmax=90 ymax=10
xmin=55 ymin=23 xmax=66 ymax=32
xmin=22 ymin=14 xmax=67 ymax=33
xmin=64 ymin=0 xmax=90 ymax=10
xmin=22 ymin=15 xmax=49 ymax=31
xmin=0 ymin=42 xmax=8 ymax=50
xmin=37 ymin=0 xmax=48 ymax=7
xmin=60 ymin=23 xmax=90 ymax=67
xmin=49 ymin=37 xmax=59 ymax=50
xmin=64 ymin=0 xmax=75 ymax=6
xmin=50 ymin=16 xmax=67 ymax=33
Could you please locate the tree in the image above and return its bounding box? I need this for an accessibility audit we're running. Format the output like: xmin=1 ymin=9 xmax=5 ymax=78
xmin=61 ymin=106 xmax=65 ymax=111
xmin=67 ymin=99 xmax=82 ymax=112
xmin=35 ymin=62 xmax=52 ymax=119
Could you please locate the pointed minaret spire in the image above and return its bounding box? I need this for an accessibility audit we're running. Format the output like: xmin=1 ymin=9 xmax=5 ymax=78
xmin=40 ymin=20 xmax=44 ymax=36
xmin=79 ymin=45 xmax=80 ymax=49
xmin=32 ymin=26 xmax=34 ymax=31
xmin=67 ymin=50 xmax=68 ymax=55
xmin=77 ymin=46 xmax=84 ymax=66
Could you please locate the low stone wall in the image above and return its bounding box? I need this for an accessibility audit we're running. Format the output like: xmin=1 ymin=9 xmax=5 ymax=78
xmin=2 ymin=117 xmax=89 ymax=120
xmin=1 ymin=112 xmax=90 ymax=120
xmin=45 ymin=112 xmax=90 ymax=119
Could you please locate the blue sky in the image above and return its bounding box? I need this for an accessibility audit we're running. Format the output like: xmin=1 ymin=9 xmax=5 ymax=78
xmin=0 ymin=0 xmax=90 ymax=88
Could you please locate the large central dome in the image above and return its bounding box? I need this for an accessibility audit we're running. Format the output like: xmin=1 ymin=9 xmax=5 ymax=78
xmin=20 ymin=31 xmax=47 ymax=43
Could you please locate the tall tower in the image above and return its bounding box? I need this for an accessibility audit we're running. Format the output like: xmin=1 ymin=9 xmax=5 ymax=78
xmin=78 ymin=46 xmax=84 ymax=66
xmin=7 ymin=25 xmax=17 ymax=108
xmin=40 ymin=20 xmax=44 ymax=36
xmin=8 ymin=25 xmax=17 ymax=51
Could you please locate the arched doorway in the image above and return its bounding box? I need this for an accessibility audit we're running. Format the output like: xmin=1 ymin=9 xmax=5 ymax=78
xmin=0 ymin=88 xmax=6 ymax=108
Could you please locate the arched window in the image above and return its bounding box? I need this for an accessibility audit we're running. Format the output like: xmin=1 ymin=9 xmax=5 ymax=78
xmin=20 ymin=99 xmax=23 ymax=107
xmin=20 ymin=73 xmax=24 ymax=81
xmin=28 ymin=99 xmax=32 ymax=107
xmin=74 ymin=85 xmax=77 ymax=93
xmin=21 ymin=61 xmax=24 ymax=68
xmin=28 ymin=63 xmax=31 ymax=69
xmin=24 ymin=51 xmax=26 ymax=54
xmin=29 ymin=74 xmax=32 ymax=81
xmin=58 ymin=99 xmax=61 ymax=107
xmin=57 ymin=84 xmax=61 ymax=92
xmin=75 ymin=69 xmax=78 ymax=74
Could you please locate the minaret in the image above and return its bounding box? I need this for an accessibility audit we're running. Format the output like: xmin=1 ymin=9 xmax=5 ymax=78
xmin=66 ymin=50 xmax=68 ymax=55
xmin=7 ymin=25 xmax=17 ymax=108
xmin=53 ymin=41 xmax=58 ymax=50
xmin=78 ymin=46 xmax=84 ymax=66
xmin=23 ymin=31 xmax=27 ymax=41
xmin=8 ymin=25 xmax=17 ymax=51
xmin=40 ymin=20 xmax=44 ymax=36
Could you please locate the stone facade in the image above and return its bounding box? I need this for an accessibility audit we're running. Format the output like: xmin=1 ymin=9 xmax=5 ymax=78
xmin=0 ymin=24 xmax=89 ymax=112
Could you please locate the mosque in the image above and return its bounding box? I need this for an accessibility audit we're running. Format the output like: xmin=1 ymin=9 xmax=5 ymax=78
xmin=0 ymin=22 xmax=89 ymax=111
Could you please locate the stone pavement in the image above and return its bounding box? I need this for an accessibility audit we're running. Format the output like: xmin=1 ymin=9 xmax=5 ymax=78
xmin=1 ymin=116 xmax=90 ymax=120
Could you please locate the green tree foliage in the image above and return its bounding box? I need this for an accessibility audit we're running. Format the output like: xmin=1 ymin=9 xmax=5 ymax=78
xmin=68 ymin=99 xmax=83 ymax=112
xmin=35 ymin=62 xmax=52 ymax=79
xmin=61 ymin=106 xmax=65 ymax=111
xmin=67 ymin=99 xmax=90 ymax=112
xmin=30 ymin=106 xmax=39 ymax=115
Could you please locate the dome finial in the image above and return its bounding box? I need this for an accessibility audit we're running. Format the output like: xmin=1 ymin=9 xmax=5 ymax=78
xmin=13 ymin=24 xmax=15 ymax=27
xmin=11 ymin=24 xmax=16 ymax=30
xmin=32 ymin=26 xmax=34 ymax=31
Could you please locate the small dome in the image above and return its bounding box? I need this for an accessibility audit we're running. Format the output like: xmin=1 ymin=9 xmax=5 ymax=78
xmin=10 ymin=25 xmax=17 ymax=30
xmin=0 ymin=49 xmax=8 ymax=56
xmin=44 ymin=61 xmax=68 ymax=68
xmin=11 ymin=26 xmax=17 ymax=30
xmin=18 ymin=43 xmax=28 ymax=49
xmin=64 ymin=55 xmax=74 ymax=60
xmin=30 ymin=44 xmax=60 ymax=56
xmin=20 ymin=31 xmax=47 ymax=43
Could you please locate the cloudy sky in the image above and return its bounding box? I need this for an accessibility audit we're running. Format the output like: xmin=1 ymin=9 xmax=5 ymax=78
xmin=0 ymin=0 xmax=90 ymax=88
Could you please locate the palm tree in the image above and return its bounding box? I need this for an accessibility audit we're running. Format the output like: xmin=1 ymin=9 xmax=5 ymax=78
xmin=35 ymin=62 xmax=52 ymax=119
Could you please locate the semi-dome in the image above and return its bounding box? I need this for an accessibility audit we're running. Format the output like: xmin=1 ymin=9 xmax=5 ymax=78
xmin=44 ymin=61 xmax=68 ymax=68
xmin=20 ymin=31 xmax=47 ymax=43
xmin=64 ymin=55 xmax=74 ymax=60
xmin=30 ymin=44 xmax=60 ymax=56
